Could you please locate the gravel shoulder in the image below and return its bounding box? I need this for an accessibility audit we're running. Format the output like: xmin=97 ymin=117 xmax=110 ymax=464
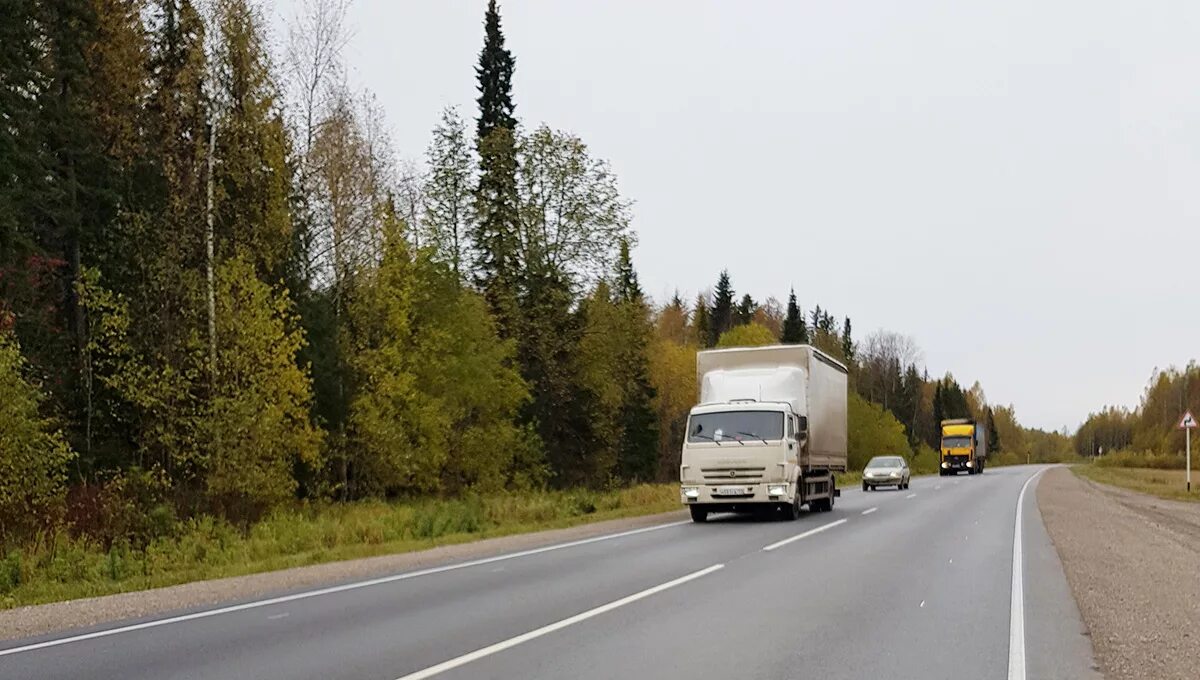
xmin=0 ymin=509 xmax=685 ymax=642
xmin=1037 ymin=467 xmax=1200 ymax=680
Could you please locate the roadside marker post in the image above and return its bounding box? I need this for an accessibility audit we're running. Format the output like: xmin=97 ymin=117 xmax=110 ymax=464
xmin=1180 ymin=411 xmax=1197 ymax=492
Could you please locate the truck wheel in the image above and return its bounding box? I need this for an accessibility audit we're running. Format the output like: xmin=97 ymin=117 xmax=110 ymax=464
xmin=689 ymin=505 xmax=708 ymax=523
xmin=783 ymin=496 xmax=801 ymax=521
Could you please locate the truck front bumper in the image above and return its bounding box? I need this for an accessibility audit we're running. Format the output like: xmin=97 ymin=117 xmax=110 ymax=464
xmin=680 ymin=483 xmax=792 ymax=505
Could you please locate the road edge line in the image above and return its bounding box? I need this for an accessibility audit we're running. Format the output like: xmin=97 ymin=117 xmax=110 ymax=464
xmin=0 ymin=519 xmax=691 ymax=658
xmin=393 ymin=564 xmax=725 ymax=680
xmin=761 ymin=518 xmax=847 ymax=552
xmin=1008 ymin=468 xmax=1044 ymax=680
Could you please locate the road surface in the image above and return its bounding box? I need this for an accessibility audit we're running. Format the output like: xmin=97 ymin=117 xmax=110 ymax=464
xmin=0 ymin=465 xmax=1099 ymax=680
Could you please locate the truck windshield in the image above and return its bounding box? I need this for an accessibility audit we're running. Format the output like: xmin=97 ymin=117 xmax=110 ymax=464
xmin=942 ymin=436 xmax=972 ymax=449
xmin=688 ymin=411 xmax=783 ymax=443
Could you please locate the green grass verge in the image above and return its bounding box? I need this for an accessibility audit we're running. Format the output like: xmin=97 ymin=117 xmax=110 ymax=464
xmin=1073 ymin=465 xmax=1200 ymax=503
xmin=0 ymin=484 xmax=681 ymax=610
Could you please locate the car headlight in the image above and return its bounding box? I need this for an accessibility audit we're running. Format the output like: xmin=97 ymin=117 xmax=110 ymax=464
xmin=682 ymin=487 xmax=700 ymax=499
xmin=890 ymin=471 xmax=901 ymax=478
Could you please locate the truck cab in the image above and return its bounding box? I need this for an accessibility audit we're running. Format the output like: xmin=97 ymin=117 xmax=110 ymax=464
xmin=939 ymin=418 xmax=987 ymax=475
xmin=679 ymin=400 xmax=801 ymax=511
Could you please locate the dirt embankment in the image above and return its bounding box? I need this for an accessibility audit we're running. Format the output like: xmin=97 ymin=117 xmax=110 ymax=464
xmin=1038 ymin=467 xmax=1200 ymax=680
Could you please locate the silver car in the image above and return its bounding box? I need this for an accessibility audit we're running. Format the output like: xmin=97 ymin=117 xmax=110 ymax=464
xmin=862 ymin=456 xmax=910 ymax=491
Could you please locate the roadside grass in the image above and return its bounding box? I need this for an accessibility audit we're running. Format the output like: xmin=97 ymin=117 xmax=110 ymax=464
xmin=1089 ymin=450 xmax=1186 ymax=470
xmin=1073 ymin=466 xmax=1200 ymax=503
xmin=0 ymin=484 xmax=681 ymax=610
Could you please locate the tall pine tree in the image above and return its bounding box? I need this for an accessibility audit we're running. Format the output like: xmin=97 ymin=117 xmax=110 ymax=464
xmin=841 ymin=316 xmax=854 ymax=360
xmin=781 ymin=288 xmax=806 ymax=343
xmin=707 ymin=270 xmax=734 ymax=346
xmin=612 ymin=240 xmax=657 ymax=482
xmin=472 ymin=0 xmax=520 ymax=335
xmin=211 ymin=0 xmax=295 ymax=282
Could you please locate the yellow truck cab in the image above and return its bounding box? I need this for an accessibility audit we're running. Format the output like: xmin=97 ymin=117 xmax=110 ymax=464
xmin=939 ymin=418 xmax=987 ymax=476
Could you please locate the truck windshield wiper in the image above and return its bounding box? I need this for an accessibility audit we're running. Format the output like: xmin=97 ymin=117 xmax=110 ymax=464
xmin=737 ymin=431 xmax=769 ymax=445
xmin=691 ymin=433 xmax=722 ymax=446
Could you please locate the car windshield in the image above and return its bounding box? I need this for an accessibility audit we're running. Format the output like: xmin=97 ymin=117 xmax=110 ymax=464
xmin=867 ymin=457 xmax=904 ymax=469
xmin=687 ymin=411 xmax=783 ymax=443
xmin=943 ymin=436 xmax=972 ymax=449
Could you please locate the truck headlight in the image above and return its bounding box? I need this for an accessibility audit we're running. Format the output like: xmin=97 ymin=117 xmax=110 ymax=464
xmin=767 ymin=484 xmax=787 ymax=496
xmin=682 ymin=487 xmax=700 ymax=499
xmin=941 ymin=462 xmax=949 ymax=469
xmin=966 ymin=460 xmax=974 ymax=467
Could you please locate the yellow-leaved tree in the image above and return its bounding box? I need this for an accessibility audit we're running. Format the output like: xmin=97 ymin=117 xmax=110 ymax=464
xmin=648 ymin=337 xmax=696 ymax=481
xmin=847 ymin=392 xmax=912 ymax=470
xmin=206 ymin=257 xmax=322 ymax=520
xmin=716 ymin=323 xmax=777 ymax=348
xmin=346 ymin=225 xmax=539 ymax=497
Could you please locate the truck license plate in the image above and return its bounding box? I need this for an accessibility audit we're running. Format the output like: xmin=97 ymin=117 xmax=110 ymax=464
xmin=714 ymin=486 xmax=748 ymax=496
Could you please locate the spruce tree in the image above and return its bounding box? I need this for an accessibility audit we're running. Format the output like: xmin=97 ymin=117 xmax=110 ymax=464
xmin=781 ymin=289 xmax=805 ymax=344
xmin=692 ymin=293 xmax=711 ymax=348
xmin=933 ymin=382 xmax=945 ymax=428
xmin=472 ymin=0 xmax=520 ymax=334
xmin=475 ymin=0 xmax=516 ymax=141
xmin=708 ymin=270 xmax=734 ymax=346
xmin=615 ymin=237 xmax=641 ymax=303
xmin=614 ymin=246 xmax=657 ymax=482
xmin=0 ymin=0 xmax=48 ymax=268
xmin=735 ymin=293 xmax=756 ymax=326
xmin=211 ymin=0 xmax=295 ymax=281
xmin=842 ymin=316 xmax=854 ymax=360
xmin=987 ymin=406 xmax=1001 ymax=453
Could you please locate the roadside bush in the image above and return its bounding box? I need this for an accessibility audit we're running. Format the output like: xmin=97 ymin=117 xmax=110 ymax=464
xmin=0 ymin=332 xmax=75 ymax=547
xmin=991 ymin=452 xmax=1023 ymax=467
xmin=67 ymin=466 xmax=177 ymax=550
xmin=0 ymin=552 xmax=23 ymax=595
xmin=910 ymin=443 xmax=941 ymax=474
xmin=1092 ymin=450 xmax=1186 ymax=469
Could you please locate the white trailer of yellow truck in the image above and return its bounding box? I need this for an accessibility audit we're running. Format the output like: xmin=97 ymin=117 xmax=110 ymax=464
xmin=680 ymin=345 xmax=848 ymax=523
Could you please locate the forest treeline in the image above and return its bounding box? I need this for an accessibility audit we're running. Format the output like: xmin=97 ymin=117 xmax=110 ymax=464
xmin=0 ymin=0 xmax=1059 ymax=551
xmin=1074 ymin=364 xmax=1200 ymax=462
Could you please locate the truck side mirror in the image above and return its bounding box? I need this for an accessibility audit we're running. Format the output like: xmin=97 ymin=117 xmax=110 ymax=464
xmin=797 ymin=416 xmax=808 ymax=433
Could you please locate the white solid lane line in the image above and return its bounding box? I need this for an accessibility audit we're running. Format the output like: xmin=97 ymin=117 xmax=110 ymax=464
xmin=1008 ymin=468 xmax=1044 ymax=680
xmin=393 ymin=564 xmax=725 ymax=680
xmin=761 ymin=519 xmax=848 ymax=552
xmin=861 ymin=507 xmax=877 ymax=515
xmin=0 ymin=519 xmax=692 ymax=658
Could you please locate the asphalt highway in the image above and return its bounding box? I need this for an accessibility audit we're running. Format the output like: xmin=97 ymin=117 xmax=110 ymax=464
xmin=0 ymin=465 xmax=1101 ymax=680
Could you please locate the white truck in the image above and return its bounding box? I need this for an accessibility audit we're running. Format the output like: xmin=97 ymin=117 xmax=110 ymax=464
xmin=680 ymin=345 xmax=848 ymax=523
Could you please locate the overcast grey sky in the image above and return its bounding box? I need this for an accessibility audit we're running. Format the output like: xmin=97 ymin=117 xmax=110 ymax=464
xmin=273 ymin=1 xmax=1200 ymax=432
